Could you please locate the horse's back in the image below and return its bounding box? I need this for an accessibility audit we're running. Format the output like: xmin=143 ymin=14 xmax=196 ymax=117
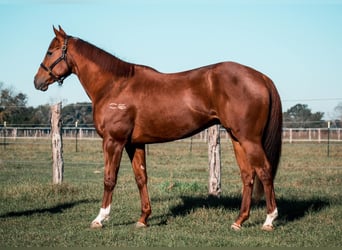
xmin=96 ymin=61 xmax=274 ymax=144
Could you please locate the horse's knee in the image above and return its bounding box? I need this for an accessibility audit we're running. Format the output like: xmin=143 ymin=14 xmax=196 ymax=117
xmin=104 ymin=177 xmax=116 ymax=191
xmin=135 ymin=173 xmax=147 ymax=188
xmin=130 ymin=160 xmax=147 ymax=188
xmin=240 ymin=170 xmax=255 ymax=187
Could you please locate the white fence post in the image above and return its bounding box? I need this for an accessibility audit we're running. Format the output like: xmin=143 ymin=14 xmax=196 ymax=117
xmin=51 ymin=102 xmax=64 ymax=184
xmin=309 ymin=128 xmax=312 ymax=141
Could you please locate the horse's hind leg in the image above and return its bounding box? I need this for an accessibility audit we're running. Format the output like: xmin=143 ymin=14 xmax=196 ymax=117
xmin=91 ymin=137 xmax=124 ymax=229
xmin=230 ymin=140 xmax=256 ymax=230
xmin=231 ymin=139 xmax=278 ymax=230
xmin=255 ymin=159 xmax=278 ymax=231
xmin=126 ymin=143 xmax=151 ymax=228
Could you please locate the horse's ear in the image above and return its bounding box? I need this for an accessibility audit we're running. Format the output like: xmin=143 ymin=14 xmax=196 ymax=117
xmin=53 ymin=25 xmax=60 ymax=37
xmin=53 ymin=25 xmax=66 ymax=39
xmin=58 ymin=25 xmax=67 ymax=36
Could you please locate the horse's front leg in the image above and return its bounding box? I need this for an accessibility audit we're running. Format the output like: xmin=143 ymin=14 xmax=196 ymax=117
xmin=91 ymin=137 xmax=124 ymax=229
xmin=126 ymin=143 xmax=151 ymax=228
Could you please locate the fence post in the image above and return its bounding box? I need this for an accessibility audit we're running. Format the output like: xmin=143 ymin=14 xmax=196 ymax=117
xmin=3 ymin=121 xmax=6 ymax=149
xmin=327 ymin=121 xmax=330 ymax=157
xmin=208 ymin=125 xmax=221 ymax=197
xmin=51 ymin=102 xmax=64 ymax=184
xmin=75 ymin=120 xmax=79 ymax=152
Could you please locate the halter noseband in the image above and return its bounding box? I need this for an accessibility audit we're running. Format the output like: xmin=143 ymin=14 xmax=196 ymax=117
xmin=40 ymin=36 xmax=70 ymax=85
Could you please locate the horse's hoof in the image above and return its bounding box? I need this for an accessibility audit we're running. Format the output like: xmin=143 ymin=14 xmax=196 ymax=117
xmin=135 ymin=221 xmax=148 ymax=228
xmin=90 ymin=221 xmax=103 ymax=229
xmin=231 ymin=223 xmax=242 ymax=231
xmin=261 ymin=224 xmax=274 ymax=231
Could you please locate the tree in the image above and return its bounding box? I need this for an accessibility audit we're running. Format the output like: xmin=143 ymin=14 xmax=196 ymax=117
xmin=0 ymin=83 xmax=31 ymax=125
xmin=334 ymin=102 xmax=342 ymax=119
xmin=62 ymin=102 xmax=93 ymax=127
xmin=283 ymin=103 xmax=324 ymax=128
xmin=333 ymin=102 xmax=342 ymax=128
xmin=0 ymin=82 xmax=95 ymax=126
xmin=30 ymin=104 xmax=51 ymax=126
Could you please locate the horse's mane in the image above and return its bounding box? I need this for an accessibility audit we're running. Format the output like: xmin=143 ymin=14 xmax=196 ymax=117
xmin=73 ymin=38 xmax=135 ymax=78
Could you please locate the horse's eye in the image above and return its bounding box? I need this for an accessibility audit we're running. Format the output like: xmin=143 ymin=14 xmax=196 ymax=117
xmin=47 ymin=51 xmax=53 ymax=56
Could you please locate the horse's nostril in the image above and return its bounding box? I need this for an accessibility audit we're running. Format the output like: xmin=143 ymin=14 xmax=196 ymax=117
xmin=33 ymin=77 xmax=39 ymax=89
xmin=33 ymin=77 xmax=48 ymax=91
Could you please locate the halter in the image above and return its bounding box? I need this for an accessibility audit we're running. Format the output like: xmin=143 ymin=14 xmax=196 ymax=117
xmin=40 ymin=36 xmax=70 ymax=85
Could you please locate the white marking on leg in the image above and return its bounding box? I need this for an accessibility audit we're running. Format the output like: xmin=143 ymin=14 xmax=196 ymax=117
xmin=262 ymin=207 xmax=278 ymax=230
xmin=91 ymin=205 xmax=111 ymax=227
xmin=140 ymin=164 xmax=145 ymax=170
xmin=231 ymin=223 xmax=242 ymax=231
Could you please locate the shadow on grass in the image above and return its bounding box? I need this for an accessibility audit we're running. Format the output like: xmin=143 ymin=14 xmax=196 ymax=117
xmin=0 ymin=199 xmax=97 ymax=218
xmin=276 ymin=197 xmax=331 ymax=223
xmin=7 ymin=195 xmax=329 ymax=227
xmin=156 ymin=194 xmax=332 ymax=225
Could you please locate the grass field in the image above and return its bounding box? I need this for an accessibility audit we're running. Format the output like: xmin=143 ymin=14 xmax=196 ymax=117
xmin=0 ymin=138 xmax=341 ymax=247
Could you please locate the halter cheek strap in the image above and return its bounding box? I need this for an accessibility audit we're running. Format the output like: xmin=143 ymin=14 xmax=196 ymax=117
xmin=40 ymin=36 xmax=70 ymax=85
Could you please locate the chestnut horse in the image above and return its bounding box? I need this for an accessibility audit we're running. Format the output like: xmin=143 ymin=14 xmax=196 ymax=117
xmin=34 ymin=26 xmax=282 ymax=231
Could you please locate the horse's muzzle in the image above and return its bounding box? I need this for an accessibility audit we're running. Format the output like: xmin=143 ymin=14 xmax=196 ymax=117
xmin=34 ymin=76 xmax=49 ymax=91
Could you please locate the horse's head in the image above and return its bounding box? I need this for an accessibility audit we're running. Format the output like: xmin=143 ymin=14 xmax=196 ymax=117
xmin=34 ymin=26 xmax=72 ymax=91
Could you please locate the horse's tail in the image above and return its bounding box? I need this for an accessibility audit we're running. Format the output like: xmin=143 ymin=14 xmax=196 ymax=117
xmin=253 ymin=77 xmax=282 ymax=201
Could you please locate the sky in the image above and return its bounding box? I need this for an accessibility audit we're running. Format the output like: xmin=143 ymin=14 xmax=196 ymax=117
xmin=0 ymin=0 xmax=341 ymax=119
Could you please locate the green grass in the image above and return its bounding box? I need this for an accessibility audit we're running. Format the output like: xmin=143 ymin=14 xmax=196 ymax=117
xmin=0 ymin=138 xmax=341 ymax=247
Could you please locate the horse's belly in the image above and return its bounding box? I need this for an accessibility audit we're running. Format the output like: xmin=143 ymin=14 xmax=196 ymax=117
xmin=131 ymin=115 xmax=212 ymax=144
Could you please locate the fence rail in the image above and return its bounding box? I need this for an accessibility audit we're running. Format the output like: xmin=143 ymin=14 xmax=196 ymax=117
xmin=1 ymin=126 xmax=342 ymax=143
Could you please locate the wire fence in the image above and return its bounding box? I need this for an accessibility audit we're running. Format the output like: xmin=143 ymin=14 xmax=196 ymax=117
xmin=1 ymin=127 xmax=341 ymax=158
xmin=0 ymin=128 xmax=341 ymax=184
xmin=0 ymin=126 xmax=341 ymax=161
xmin=1 ymin=126 xmax=342 ymax=142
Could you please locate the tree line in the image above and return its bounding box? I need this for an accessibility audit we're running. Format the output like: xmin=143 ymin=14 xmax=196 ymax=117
xmin=0 ymin=83 xmax=93 ymax=127
xmin=1 ymin=82 xmax=341 ymax=128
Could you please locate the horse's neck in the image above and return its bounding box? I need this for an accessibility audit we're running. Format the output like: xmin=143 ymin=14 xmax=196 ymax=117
xmin=69 ymin=39 xmax=122 ymax=102
xmin=71 ymin=58 xmax=102 ymax=102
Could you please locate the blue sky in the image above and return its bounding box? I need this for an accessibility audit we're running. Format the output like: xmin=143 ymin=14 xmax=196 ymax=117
xmin=0 ymin=0 xmax=341 ymax=119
